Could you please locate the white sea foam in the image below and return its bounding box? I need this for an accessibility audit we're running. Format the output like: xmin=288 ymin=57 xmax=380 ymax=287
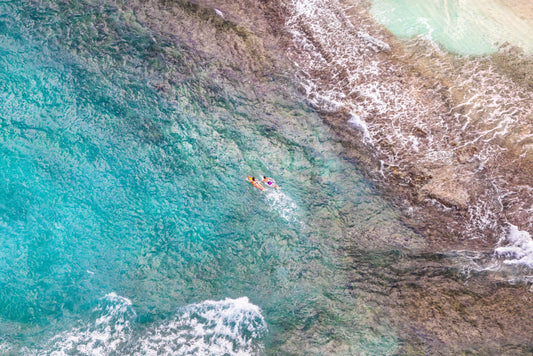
xmin=45 ymin=293 xmax=135 ymax=355
xmin=135 ymin=297 xmax=267 ymax=356
xmin=0 ymin=340 xmax=14 ymax=353
xmin=265 ymin=189 xmax=300 ymax=223
xmin=347 ymin=112 xmax=370 ymax=140
xmin=37 ymin=294 xmax=266 ymax=356
xmin=495 ymin=225 xmax=533 ymax=268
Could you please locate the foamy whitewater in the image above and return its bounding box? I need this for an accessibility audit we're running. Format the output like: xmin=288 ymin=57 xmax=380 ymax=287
xmin=32 ymin=294 xmax=266 ymax=355
xmin=496 ymin=225 xmax=533 ymax=268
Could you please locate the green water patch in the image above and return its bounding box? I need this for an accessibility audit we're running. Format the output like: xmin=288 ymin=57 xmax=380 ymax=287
xmin=370 ymin=0 xmax=533 ymax=55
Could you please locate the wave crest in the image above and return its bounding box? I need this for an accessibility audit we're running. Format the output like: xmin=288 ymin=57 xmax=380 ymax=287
xmin=36 ymin=295 xmax=266 ymax=356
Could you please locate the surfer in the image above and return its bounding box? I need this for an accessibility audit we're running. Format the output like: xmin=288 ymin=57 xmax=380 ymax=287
xmin=248 ymin=176 xmax=265 ymax=191
xmin=262 ymin=176 xmax=279 ymax=189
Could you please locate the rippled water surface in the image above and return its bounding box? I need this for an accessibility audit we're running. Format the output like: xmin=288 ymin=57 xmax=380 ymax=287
xmin=0 ymin=1 xmax=426 ymax=354
xmin=2 ymin=0 xmax=533 ymax=354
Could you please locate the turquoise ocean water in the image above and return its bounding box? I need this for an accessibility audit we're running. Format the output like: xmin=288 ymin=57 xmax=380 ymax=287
xmin=370 ymin=0 xmax=533 ymax=55
xmin=0 ymin=1 xmax=425 ymax=354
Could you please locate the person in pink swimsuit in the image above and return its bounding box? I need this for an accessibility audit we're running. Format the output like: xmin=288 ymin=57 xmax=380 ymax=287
xmin=262 ymin=176 xmax=279 ymax=189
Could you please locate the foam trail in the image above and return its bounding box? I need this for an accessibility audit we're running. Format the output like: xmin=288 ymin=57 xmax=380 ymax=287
xmin=495 ymin=225 xmax=533 ymax=268
xmin=265 ymin=189 xmax=300 ymax=223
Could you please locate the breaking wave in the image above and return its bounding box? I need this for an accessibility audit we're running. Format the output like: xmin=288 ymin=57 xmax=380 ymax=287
xmin=32 ymin=294 xmax=266 ymax=356
xmin=134 ymin=297 xmax=267 ymax=355
xmin=496 ymin=225 xmax=533 ymax=269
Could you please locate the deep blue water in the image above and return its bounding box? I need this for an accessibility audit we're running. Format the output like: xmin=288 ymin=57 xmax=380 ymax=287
xmin=0 ymin=1 xmax=424 ymax=354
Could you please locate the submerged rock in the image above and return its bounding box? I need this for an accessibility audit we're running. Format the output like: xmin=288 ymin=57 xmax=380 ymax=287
xmin=419 ymin=171 xmax=470 ymax=210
